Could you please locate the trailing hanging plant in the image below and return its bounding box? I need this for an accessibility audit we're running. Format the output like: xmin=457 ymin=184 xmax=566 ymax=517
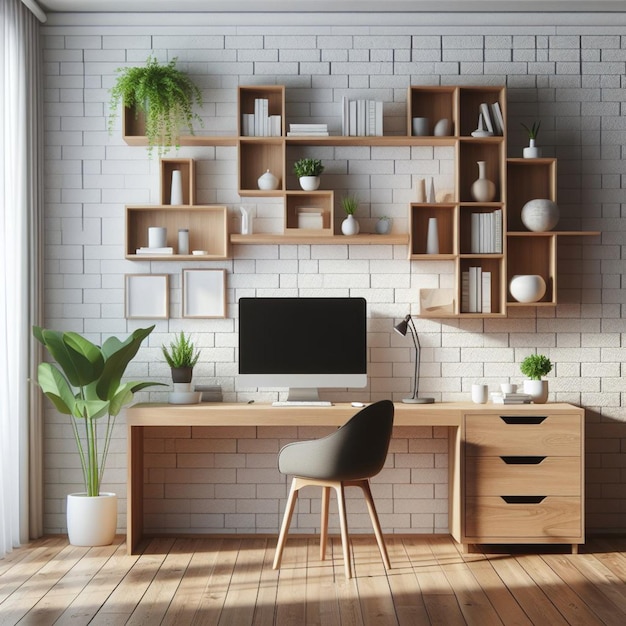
xmin=108 ymin=56 xmax=203 ymax=156
xmin=33 ymin=326 xmax=164 ymax=496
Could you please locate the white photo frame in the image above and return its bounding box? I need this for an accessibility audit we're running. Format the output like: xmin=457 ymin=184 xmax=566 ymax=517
xmin=182 ymin=269 xmax=226 ymax=318
xmin=125 ymin=274 xmax=169 ymax=319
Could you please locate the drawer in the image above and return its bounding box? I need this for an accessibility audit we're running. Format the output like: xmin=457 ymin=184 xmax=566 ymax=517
xmin=465 ymin=414 xmax=581 ymax=456
xmin=465 ymin=456 xmax=581 ymax=496
xmin=465 ymin=496 xmax=582 ymax=539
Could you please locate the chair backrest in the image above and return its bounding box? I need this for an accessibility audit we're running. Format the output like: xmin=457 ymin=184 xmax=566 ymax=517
xmin=278 ymin=399 xmax=395 ymax=481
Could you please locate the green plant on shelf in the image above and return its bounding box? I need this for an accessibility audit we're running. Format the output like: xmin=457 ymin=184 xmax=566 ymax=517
xmin=293 ymin=158 xmax=324 ymax=178
xmin=520 ymin=353 xmax=552 ymax=380
xmin=341 ymin=194 xmax=359 ymax=216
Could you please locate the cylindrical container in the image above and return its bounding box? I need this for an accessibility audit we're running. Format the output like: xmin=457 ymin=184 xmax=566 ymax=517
xmin=471 ymin=383 xmax=488 ymax=404
xmin=170 ymin=170 xmax=184 ymax=205
xmin=148 ymin=226 xmax=167 ymax=248
xmin=412 ymin=117 xmax=430 ymax=136
xmin=415 ymin=178 xmax=426 ymax=203
xmin=178 ymin=229 xmax=189 ymax=255
xmin=426 ymin=217 xmax=439 ymax=254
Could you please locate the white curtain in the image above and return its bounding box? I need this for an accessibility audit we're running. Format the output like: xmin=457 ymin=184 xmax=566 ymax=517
xmin=0 ymin=0 xmax=43 ymax=558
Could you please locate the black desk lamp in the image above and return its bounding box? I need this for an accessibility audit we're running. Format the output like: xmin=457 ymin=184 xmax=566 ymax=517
xmin=394 ymin=314 xmax=435 ymax=404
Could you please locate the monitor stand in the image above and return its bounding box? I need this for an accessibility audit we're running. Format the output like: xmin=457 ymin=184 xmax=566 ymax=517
xmin=402 ymin=396 xmax=435 ymax=404
xmin=286 ymin=387 xmax=321 ymax=402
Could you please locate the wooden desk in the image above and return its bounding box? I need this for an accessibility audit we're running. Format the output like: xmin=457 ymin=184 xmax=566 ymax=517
xmin=126 ymin=401 xmax=584 ymax=554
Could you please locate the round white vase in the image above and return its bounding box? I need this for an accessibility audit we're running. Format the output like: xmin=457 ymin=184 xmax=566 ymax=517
xmin=341 ymin=214 xmax=360 ymax=236
xmin=299 ymin=176 xmax=320 ymax=191
xmin=521 ymin=199 xmax=559 ymax=232
xmin=470 ymin=160 xmax=496 ymax=202
xmin=67 ymin=492 xmax=117 ymax=546
xmin=523 ymin=379 xmax=549 ymax=404
xmin=509 ymin=274 xmax=547 ymax=303
xmin=258 ymin=169 xmax=279 ymax=190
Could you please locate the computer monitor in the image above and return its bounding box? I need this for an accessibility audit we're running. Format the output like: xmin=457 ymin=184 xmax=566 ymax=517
xmin=238 ymin=297 xmax=367 ymax=401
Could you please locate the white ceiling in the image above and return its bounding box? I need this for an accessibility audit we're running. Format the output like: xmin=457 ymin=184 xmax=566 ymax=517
xmin=33 ymin=0 xmax=626 ymax=13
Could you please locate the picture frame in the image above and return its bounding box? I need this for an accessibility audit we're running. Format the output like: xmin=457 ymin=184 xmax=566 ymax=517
xmin=125 ymin=274 xmax=169 ymax=319
xmin=182 ymin=269 xmax=226 ymax=318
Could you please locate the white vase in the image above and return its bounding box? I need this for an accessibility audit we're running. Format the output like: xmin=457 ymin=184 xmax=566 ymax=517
xmin=433 ymin=118 xmax=451 ymax=136
xmin=67 ymin=492 xmax=117 ymax=546
xmin=426 ymin=217 xmax=439 ymax=254
xmin=523 ymin=379 xmax=549 ymax=404
xmin=170 ymin=170 xmax=183 ymax=205
xmin=523 ymin=138 xmax=542 ymax=158
xmin=521 ymin=199 xmax=559 ymax=232
xmin=341 ymin=214 xmax=359 ymax=236
xmin=258 ymin=169 xmax=279 ymax=190
xmin=509 ymin=274 xmax=547 ymax=303
xmin=299 ymin=176 xmax=320 ymax=191
xmin=375 ymin=217 xmax=392 ymax=234
xmin=470 ymin=160 xmax=496 ymax=202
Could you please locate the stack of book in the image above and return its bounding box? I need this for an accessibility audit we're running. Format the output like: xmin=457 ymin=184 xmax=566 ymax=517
xmin=492 ymin=391 xmax=533 ymax=404
xmin=461 ymin=267 xmax=491 ymax=313
xmin=241 ymin=99 xmax=282 ymax=136
xmin=287 ymin=123 xmax=329 ymax=137
xmin=341 ymin=97 xmax=383 ymax=137
xmin=470 ymin=209 xmax=503 ymax=254
xmin=135 ymin=246 xmax=173 ymax=255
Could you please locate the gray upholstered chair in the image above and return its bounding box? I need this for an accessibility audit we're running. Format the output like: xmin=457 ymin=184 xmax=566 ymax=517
xmin=272 ymin=399 xmax=394 ymax=579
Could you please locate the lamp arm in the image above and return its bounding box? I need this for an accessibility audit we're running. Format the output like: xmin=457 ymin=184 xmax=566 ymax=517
xmin=407 ymin=317 xmax=421 ymax=400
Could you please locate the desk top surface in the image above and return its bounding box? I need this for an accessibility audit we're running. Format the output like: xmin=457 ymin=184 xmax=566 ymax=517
xmin=127 ymin=401 xmax=582 ymax=428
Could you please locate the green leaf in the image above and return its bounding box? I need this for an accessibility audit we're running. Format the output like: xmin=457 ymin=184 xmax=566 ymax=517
xmin=108 ymin=382 xmax=136 ymax=417
xmin=37 ymin=363 xmax=76 ymax=415
xmin=74 ymin=399 xmax=110 ymax=421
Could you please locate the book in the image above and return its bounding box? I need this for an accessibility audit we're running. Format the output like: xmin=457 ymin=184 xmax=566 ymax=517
xmin=491 ymin=102 xmax=505 ymax=135
xmin=479 ymin=103 xmax=494 ymax=134
xmin=136 ymin=247 xmax=174 ymax=255
xmin=481 ymin=271 xmax=491 ymax=313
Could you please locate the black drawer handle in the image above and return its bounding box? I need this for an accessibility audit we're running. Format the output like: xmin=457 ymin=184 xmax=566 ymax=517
xmin=500 ymin=456 xmax=546 ymax=465
xmin=499 ymin=416 xmax=547 ymax=425
xmin=501 ymin=496 xmax=546 ymax=504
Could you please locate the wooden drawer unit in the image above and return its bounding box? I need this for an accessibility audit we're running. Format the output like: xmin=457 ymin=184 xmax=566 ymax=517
xmin=462 ymin=410 xmax=584 ymax=550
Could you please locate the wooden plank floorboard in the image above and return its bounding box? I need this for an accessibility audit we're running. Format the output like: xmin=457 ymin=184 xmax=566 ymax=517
xmin=1 ymin=535 xmax=626 ymax=625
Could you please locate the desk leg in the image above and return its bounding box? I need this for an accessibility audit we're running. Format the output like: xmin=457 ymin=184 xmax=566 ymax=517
xmin=127 ymin=424 xmax=144 ymax=555
xmin=448 ymin=425 xmax=463 ymax=544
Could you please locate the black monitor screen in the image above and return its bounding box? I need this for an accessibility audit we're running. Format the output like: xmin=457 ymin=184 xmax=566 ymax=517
xmin=238 ymin=297 xmax=367 ymax=375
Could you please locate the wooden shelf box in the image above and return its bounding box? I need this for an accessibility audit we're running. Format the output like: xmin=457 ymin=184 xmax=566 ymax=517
xmin=409 ymin=203 xmax=456 ymax=257
xmin=285 ymin=191 xmax=334 ymax=236
xmin=160 ymin=158 xmax=195 ymax=205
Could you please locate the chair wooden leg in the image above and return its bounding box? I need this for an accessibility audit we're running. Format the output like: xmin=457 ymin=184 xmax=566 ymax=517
xmin=333 ymin=482 xmax=352 ymax=579
xmin=273 ymin=477 xmax=300 ymax=570
xmin=320 ymin=486 xmax=330 ymax=561
xmin=353 ymin=479 xmax=391 ymax=570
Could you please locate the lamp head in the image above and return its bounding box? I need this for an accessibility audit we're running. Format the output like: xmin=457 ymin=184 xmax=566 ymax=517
xmin=393 ymin=314 xmax=411 ymax=337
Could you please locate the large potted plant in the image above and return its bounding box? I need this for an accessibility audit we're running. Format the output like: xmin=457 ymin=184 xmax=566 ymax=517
xmin=161 ymin=331 xmax=201 ymax=387
xmin=520 ymin=353 xmax=552 ymax=403
xmin=108 ymin=56 xmax=203 ymax=155
xmin=33 ymin=325 xmax=162 ymax=546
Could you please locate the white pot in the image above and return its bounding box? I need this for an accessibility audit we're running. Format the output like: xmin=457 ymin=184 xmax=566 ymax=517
xmin=523 ymin=138 xmax=542 ymax=158
xmin=299 ymin=176 xmax=320 ymax=191
xmin=523 ymin=379 xmax=549 ymax=404
xmin=67 ymin=492 xmax=117 ymax=546
xmin=521 ymin=199 xmax=559 ymax=232
xmin=509 ymin=274 xmax=547 ymax=303
xmin=341 ymin=214 xmax=360 ymax=236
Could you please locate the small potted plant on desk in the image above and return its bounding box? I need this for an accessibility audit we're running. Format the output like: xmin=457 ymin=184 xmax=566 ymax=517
xmin=294 ymin=157 xmax=324 ymax=191
xmin=162 ymin=331 xmax=201 ymax=391
xmin=33 ymin=325 xmax=162 ymax=546
xmin=520 ymin=353 xmax=552 ymax=403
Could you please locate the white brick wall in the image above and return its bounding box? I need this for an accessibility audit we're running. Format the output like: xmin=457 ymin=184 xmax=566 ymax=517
xmin=40 ymin=13 xmax=625 ymax=537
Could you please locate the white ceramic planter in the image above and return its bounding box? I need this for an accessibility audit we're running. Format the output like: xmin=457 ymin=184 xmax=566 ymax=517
xmin=509 ymin=274 xmax=547 ymax=303
xmin=341 ymin=214 xmax=360 ymax=236
xmin=67 ymin=492 xmax=117 ymax=546
xmin=523 ymin=379 xmax=549 ymax=404
xmin=298 ymin=176 xmax=320 ymax=191
xmin=257 ymin=169 xmax=279 ymax=190
xmin=523 ymin=138 xmax=542 ymax=158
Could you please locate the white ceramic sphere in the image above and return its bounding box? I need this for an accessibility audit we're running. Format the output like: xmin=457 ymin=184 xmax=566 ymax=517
xmin=521 ymin=198 xmax=559 ymax=232
xmin=257 ymin=169 xmax=279 ymax=190
xmin=509 ymin=274 xmax=547 ymax=303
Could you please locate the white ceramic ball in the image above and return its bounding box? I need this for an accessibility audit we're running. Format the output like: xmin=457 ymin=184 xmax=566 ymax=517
xmin=521 ymin=198 xmax=559 ymax=232
xmin=509 ymin=274 xmax=547 ymax=303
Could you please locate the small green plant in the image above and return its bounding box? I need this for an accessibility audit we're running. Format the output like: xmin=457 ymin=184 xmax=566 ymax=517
xmin=162 ymin=331 xmax=201 ymax=369
xmin=520 ymin=354 xmax=552 ymax=380
xmin=521 ymin=121 xmax=541 ymax=140
xmin=33 ymin=325 xmax=162 ymax=496
xmin=108 ymin=56 xmax=203 ymax=156
xmin=293 ymin=158 xmax=324 ymax=178
xmin=341 ymin=194 xmax=359 ymax=216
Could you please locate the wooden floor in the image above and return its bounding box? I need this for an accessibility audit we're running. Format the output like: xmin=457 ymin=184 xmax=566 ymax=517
xmin=1 ymin=535 xmax=626 ymax=625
